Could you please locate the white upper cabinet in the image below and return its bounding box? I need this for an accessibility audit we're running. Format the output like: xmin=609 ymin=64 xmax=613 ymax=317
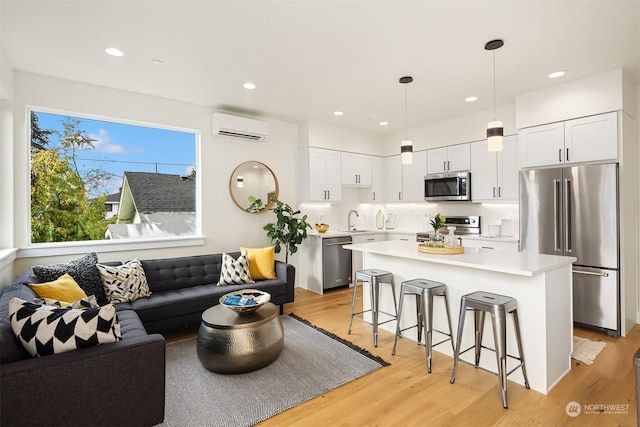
xmin=519 ymin=112 xmax=618 ymax=167
xmin=402 ymin=150 xmax=427 ymax=202
xmin=471 ymin=136 xmax=519 ymax=202
xmin=367 ymin=156 xmax=385 ymax=202
xmin=427 ymin=143 xmax=471 ymax=174
xmin=341 ymin=152 xmax=372 ymax=186
xmin=384 ymin=151 xmax=427 ymax=202
xmin=300 ymin=147 xmax=342 ymax=202
xmin=564 ymin=112 xmax=618 ymax=164
xmin=384 ymin=155 xmax=403 ymax=202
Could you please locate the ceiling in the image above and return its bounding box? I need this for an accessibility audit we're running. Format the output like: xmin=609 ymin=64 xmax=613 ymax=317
xmin=2 ymin=1 xmax=639 ymax=134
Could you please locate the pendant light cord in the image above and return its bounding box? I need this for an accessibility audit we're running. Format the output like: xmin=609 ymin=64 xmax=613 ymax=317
xmin=492 ymin=49 xmax=496 ymax=121
xmin=405 ymin=84 xmax=408 ymax=140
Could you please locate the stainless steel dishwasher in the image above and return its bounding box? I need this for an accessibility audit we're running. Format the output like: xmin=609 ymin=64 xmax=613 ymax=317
xmin=322 ymin=236 xmax=352 ymax=291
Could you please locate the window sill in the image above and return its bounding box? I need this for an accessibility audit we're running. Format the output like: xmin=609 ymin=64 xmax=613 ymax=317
xmin=0 ymin=248 xmax=19 ymax=271
xmin=18 ymin=236 xmax=205 ymax=258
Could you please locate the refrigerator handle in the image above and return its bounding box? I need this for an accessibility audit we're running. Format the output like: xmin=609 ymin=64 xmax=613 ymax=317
xmin=565 ymin=178 xmax=572 ymax=253
xmin=553 ymin=179 xmax=561 ymax=252
xmin=572 ymin=269 xmax=609 ymax=277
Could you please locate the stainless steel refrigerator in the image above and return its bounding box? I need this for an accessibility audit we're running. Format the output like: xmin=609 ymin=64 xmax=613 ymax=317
xmin=520 ymin=163 xmax=620 ymax=335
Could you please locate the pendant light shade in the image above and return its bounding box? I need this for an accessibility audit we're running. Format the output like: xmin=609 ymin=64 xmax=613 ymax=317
xmin=399 ymin=76 xmax=413 ymax=165
xmin=485 ymin=39 xmax=504 ymax=152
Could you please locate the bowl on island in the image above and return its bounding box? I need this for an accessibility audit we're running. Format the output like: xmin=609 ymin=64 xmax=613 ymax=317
xmin=315 ymin=223 xmax=330 ymax=233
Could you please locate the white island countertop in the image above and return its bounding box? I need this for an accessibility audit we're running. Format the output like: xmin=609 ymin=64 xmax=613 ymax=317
xmin=344 ymin=240 xmax=576 ymax=277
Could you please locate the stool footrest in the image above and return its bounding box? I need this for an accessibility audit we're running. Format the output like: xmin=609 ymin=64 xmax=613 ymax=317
xmin=457 ymin=344 xmax=525 ymax=374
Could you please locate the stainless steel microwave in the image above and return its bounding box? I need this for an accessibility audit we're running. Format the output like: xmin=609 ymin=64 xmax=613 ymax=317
xmin=424 ymin=172 xmax=471 ymax=201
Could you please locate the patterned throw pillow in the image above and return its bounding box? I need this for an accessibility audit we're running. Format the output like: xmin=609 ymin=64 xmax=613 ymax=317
xmin=33 ymin=295 xmax=99 ymax=309
xmin=8 ymin=297 xmax=121 ymax=357
xmin=218 ymin=252 xmax=255 ymax=286
xmin=96 ymin=258 xmax=151 ymax=303
xmin=33 ymin=252 xmax=107 ymax=304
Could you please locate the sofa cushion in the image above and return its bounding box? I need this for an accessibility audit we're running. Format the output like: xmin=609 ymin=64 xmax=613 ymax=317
xmin=240 ymin=246 xmax=276 ymax=280
xmin=141 ymin=254 xmax=224 ymax=293
xmin=28 ymin=273 xmax=88 ymax=303
xmin=0 ymin=284 xmax=37 ymax=363
xmin=9 ymin=298 xmax=121 ymax=357
xmin=32 ymin=252 xmax=108 ymax=304
xmin=97 ymin=258 xmax=151 ymax=303
xmin=218 ymin=252 xmax=254 ymax=285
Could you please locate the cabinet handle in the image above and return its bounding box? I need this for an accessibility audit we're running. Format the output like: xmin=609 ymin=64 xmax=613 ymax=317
xmin=327 ymin=190 xmax=330 ymax=199
xmin=447 ymin=160 xmax=450 ymax=170
xmin=481 ymin=246 xmax=495 ymax=250
xmin=367 ymin=238 xmax=375 ymax=241
xmin=400 ymin=238 xmax=409 ymax=241
xmin=498 ymin=187 xmax=502 ymax=197
xmin=372 ymin=191 xmax=376 ymax=201
xmin=493 ymin=187 xmax=496 ymax=197
xmin=566 ymin=148 xmax=569 ymax=162
xmin=398 ymin=192 xmax=402 ymax=201
xmin=443 ymin=161 xmax=446 ymax=171
xmin=558 ymin=149 xmax=562 ymax=162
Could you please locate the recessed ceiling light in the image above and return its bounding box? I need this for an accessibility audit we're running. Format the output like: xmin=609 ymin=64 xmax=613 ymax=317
xmin=465 ymin=96 xmax=478 ymax=102
xmin=379 ymin=121 xmax=389 ymax=126
xmin=333 ymin=111 xmax=344 ymax=116
xmin=105 ymin=47 xmax=124 ymax=57
xmin=548 ymin=70 xmax=566 ymax=79
xmin=243 ymin=82 xmax=256 ymax=90
xmin=151 ymin=59 xmax=163 ymax=65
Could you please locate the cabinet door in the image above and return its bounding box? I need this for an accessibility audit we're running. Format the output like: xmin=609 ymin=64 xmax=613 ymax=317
xmin=384 ymin=155 xmax=403 ymax=202
xmin=324 ymin=150 xmax=342 ymax=201
xmin=447 ymin=143 xmax=471 ymax=172
xmin=340 ymin=152 xmax=359 ymax=185
xmin=402 ymin=150 xmax=427 ymax=202
xmin=356 ymin=154 xmax=372 ymax=186
xmin=564 ymin=112 xmax=618 ymax=164
xmin=470 ymin=140 xmax=498 ymax=201
xmin=519 ymin=122 xmax=565 ymax=167
xmin=427 ymin=147 xmax=448 ymax=174
xmin=308 ymin=148 xmax=328 ymax=201
xmin=497 ymin=135 xmax=519 ymax=200
xmin=369 ymin=156 xmax=385 ymax=202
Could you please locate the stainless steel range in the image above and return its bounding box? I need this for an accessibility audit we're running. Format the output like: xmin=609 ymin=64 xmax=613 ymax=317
xmin=416 ymin=215 xmax=481 ymax=242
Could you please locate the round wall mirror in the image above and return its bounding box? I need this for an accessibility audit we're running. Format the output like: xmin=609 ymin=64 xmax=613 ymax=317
xmin=229 ymin=161 xmax=279 ymax=213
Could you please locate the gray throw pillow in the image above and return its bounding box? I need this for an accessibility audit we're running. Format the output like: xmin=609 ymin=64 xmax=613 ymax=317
xmin=33 ymin=253 xmax=107 ymax=304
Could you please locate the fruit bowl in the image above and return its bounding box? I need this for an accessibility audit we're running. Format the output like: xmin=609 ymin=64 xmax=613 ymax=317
xmin=219 ymin=289 xmax=271 ymax=314
xmin=315 ymin=223 xmax=330 ymax=233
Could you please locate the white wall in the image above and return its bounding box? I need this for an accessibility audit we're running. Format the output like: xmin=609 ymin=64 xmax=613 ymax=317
xmin=302 ymin=120 xmax=386 ymax=155
xmin=8 ymin=71 xmax=300 ymax=277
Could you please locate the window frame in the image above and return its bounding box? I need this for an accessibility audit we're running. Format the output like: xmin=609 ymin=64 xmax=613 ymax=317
xmin=22 ymin=106 xmax=203 ymax=258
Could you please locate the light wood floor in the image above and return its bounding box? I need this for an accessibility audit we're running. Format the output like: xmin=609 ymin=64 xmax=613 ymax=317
xmin=253 ymin=287 xmax=640 ymax=427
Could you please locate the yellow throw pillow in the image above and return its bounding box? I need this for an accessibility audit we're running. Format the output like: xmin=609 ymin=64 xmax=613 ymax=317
xmin=240 ymin=246 xmax=276 ymax=280
xmin=28 ymin=273 xmax=88 ymax=303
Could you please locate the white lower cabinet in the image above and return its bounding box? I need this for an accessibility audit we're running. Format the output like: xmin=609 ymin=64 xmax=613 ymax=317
xmin=351 ymin=233 xmax=386 ymax=280
xmin=462 ymin=238 xmax=519 ymax=252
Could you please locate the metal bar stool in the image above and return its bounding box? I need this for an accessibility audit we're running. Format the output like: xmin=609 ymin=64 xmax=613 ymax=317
xmin=391 ymin=279 xmax=455 ymax=373
xmin=450 ymin=291 xmax=530 ymax=408
xmin=348 ymin=269 xmax=397 ymax=347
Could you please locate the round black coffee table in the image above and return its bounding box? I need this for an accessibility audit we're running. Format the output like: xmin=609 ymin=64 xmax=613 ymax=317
xmin=196 ymin=302 xmax=284 ymax=374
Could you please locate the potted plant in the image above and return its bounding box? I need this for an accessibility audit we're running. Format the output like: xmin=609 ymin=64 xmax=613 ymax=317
xmin=248 ymin=196 xmax=311 ymax=263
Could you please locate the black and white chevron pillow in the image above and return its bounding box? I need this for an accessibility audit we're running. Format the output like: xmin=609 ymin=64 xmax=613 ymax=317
xmin=9 ymin=298 xmax=121 ymax=357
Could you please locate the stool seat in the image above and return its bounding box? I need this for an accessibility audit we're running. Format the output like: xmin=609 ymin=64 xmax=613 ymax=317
xmin=348 ymin=269 xmax=397 ymax=347
xmin=450 ymin=290 xmax=530 ymax=409
xmin=392 ymin=279 xmax=454 ymax=373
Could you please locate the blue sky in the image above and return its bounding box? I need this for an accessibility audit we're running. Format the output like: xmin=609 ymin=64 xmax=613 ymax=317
xmin=34 ymin=111 xmax=196 ymax=196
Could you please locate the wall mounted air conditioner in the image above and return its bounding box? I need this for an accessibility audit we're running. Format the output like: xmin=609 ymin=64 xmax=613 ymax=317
xmin=212 ymin=113 xmax=269 ymax=141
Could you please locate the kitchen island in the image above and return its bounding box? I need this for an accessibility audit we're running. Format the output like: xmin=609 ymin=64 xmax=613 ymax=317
xmin=344 ymin=240 xmax=577 ymax=394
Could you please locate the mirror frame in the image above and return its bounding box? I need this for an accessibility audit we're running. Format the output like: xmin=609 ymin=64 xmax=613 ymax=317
xmin=229 ymin=161 xmax=279 ymax=214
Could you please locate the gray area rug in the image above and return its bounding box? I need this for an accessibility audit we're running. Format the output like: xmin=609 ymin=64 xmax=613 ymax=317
xmin=160 ymin=314 xmax=389 ymax=427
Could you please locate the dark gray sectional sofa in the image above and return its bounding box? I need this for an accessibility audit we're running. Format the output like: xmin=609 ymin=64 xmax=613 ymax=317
xmin=0 ymin=252 xmax=295 ymax=427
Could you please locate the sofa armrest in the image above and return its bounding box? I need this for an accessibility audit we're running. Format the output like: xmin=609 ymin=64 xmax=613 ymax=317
xmin=1 ymin=334 xmax=165 ymax=427
xmin=275 ymin=260 xmax=295 ymax=305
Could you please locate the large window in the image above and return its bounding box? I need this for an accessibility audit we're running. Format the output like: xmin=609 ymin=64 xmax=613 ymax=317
xmin=30 ymin=110 xmax=198 ymax=244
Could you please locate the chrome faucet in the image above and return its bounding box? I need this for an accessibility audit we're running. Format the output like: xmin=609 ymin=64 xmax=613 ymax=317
xmin=348 ymin=210 xmax=359 ymax=231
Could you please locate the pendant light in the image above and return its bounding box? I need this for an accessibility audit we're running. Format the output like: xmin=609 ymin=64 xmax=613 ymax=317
xmin=485 ymin=39 xmax=504 ymax=152
xmin=399 ymin=76 xmax=413 ymax=164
